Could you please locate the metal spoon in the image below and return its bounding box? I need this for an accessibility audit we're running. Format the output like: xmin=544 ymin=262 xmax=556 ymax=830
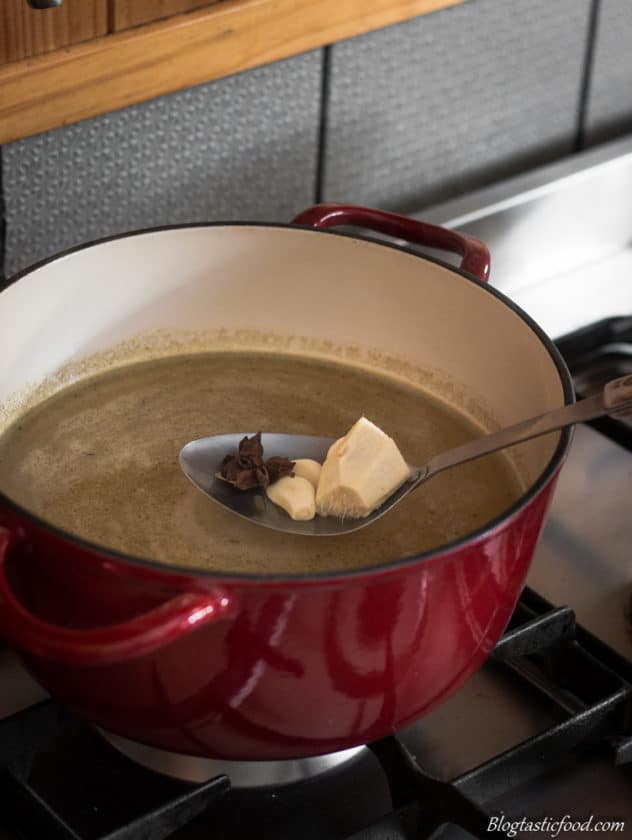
xmin=179 ymin=374 xmax=632 ymax=537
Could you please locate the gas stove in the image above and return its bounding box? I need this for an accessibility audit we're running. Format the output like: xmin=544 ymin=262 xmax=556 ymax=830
xmin=2 ymin=138 xmax=632 ymax=839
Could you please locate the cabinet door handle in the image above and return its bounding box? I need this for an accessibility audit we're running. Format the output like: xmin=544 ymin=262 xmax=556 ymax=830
xmin=27 ymin=1 xmax=64 ymax=9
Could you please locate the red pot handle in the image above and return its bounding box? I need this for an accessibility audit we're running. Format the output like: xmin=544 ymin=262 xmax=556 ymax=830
xmin=292 ymin=203 xmax=490 ymax=283
xmin=0 ymin=527 xmax=235 ymax=667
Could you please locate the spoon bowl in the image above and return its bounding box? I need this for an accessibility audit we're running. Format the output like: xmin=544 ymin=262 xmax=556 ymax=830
xmin=179 ymin=433 xmax=420 ymax=536
xmin=180 ymin=374 xmax=632 ymax=537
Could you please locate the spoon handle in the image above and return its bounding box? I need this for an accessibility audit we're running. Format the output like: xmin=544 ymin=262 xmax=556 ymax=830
xmin=418 ymin=374 xmax=632 ymax=484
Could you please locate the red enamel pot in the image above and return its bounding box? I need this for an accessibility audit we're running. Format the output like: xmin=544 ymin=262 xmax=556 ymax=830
xmin=0 ymin=205 xmax=573 ymax=760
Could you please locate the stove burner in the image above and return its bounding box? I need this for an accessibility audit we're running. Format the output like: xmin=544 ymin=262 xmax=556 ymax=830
xmin=99 ymin=729 xmax=364 ymax=787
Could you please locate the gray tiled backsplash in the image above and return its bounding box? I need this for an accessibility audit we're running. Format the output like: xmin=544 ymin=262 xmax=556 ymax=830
xmin=2 ymin=51 xmax=322 ymax=278
xmin=584 ymin=0 xmax=632 ymax=146
xmin=322 ymin=0 xmax=591 ymax=211
xmin=4 ymin=0 xmax=632 ymax=282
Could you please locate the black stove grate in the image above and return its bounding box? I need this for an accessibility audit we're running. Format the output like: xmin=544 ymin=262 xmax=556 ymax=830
xmin=0 ymin=702 xmax=229 ymax=840
xmin=2 ymin=588 xmax=631 ymax=840
xmin=556 ymin=315 xmax=632 ymax=449
xmin=351 ymin=587 xmax=632 ymax=839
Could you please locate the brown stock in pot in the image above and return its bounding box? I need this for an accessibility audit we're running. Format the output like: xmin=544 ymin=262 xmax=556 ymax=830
xmin=0 ymin=351 xmax=522 ymax=575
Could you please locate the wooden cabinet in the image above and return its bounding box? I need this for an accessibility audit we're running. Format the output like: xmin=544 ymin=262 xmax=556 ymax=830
xmin=0 ymin=0 xmax=222 ymax=64
xmin=0 ymin=0 xmax=107 ymax=64
xmin=0 ymin=0 xmax=464 ymax=144
xmin=112 ymin=1 xmax=220 ymax=32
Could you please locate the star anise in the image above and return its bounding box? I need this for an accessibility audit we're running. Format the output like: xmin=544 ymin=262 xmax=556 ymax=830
xmin=217 ymin=433 xmax=294 ymax=490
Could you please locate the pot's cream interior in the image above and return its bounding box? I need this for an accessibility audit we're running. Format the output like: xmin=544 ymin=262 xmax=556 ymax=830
xmin=0 ymin=226 xmax=567 ymax=572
